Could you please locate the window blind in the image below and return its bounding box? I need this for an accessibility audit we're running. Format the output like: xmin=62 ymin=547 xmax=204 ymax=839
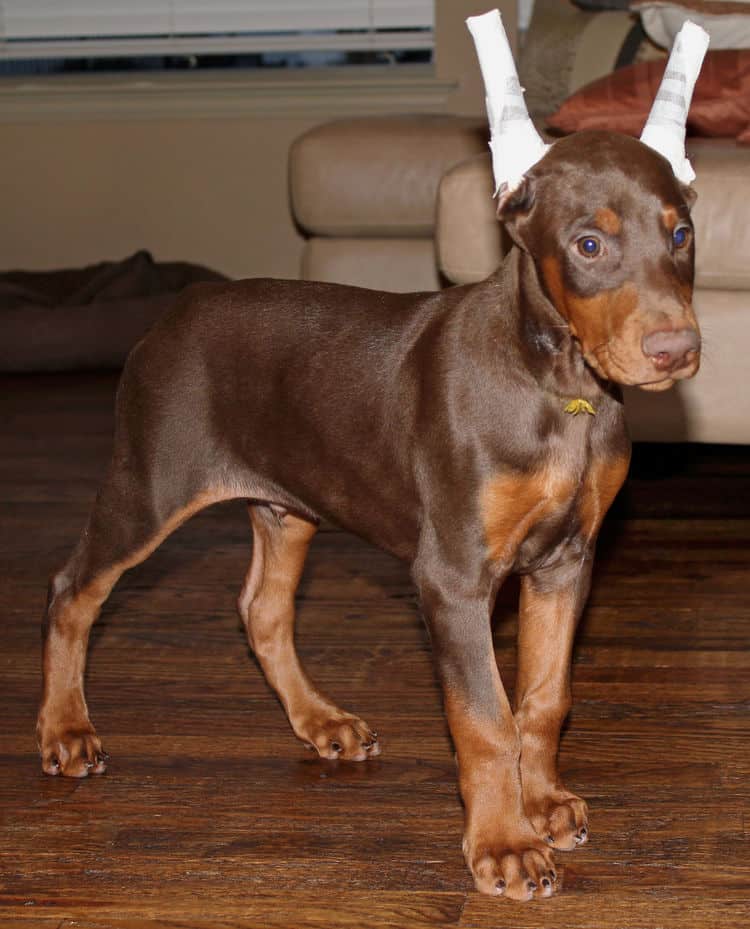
xmin=0 ymin=1 xmax=434 ymax=60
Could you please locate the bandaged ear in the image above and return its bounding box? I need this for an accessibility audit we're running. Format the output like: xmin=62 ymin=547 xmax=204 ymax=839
xmin=496 ymin=174 xmax=535 ymax=220
xmin=640 ymin=20 xmax=710 ymax=185
xmin=466 ymin=9 xmax=549 ymax=196
xmin=496 ymin=175 xmax=537 ymax=252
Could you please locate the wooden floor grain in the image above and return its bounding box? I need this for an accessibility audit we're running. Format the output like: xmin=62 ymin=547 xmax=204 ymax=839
xmin=1 ymin=373 xmax=749 ymax=928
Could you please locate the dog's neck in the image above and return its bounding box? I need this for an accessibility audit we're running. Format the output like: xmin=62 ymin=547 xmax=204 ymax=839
xmin=511 ymin=248 xmax=604 ymax=407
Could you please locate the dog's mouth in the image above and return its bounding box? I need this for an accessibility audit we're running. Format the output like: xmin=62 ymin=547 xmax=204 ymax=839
xmin=634 ymin=375 xmax=677 ymax=392
xmin=584 ymin=339 xmax=700 ymax=391
xmin=633 ymin=349 xmax=701 ymax=391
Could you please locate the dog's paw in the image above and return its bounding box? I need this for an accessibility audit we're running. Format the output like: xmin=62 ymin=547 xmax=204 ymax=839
xmin=38 ymin=719 xmax=108 ymax=777
xmin=526 ymin=790 xmax=589 ymax=851
xmin=464 ymin=831 xmax=558 ymax=900
xmin=295 ymin=711 xmax=380 ymax=762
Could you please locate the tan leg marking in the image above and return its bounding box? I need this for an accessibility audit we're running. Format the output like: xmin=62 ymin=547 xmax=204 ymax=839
xmin=516 ymin=454 xmax=631 ymax=848
xmin=240 ymin=506 xmax=379 ymax=762
xmin=580 ymin=453 xmax=631 ymax=540
xmin=445 ymin=689 xmax=558 ymax=901
xmin=38 ymin=489 xmax=233 ymax=777
xmin=516 ymin=582 xmax=589 ymax=850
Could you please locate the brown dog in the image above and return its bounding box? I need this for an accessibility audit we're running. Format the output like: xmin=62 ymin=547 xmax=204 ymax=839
xmin=37 ymin=130 xmax=700 ymax=900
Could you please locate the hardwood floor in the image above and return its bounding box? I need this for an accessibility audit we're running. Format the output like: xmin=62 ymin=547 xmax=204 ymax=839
xmin=1 ymin=373 xmax=748 ymax=928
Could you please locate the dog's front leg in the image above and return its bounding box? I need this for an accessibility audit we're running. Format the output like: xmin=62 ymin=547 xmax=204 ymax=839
xmin=415 ymin=565 xmax=557 ymax=901
xmin=515 ymin=558 xmax=593 ymax=851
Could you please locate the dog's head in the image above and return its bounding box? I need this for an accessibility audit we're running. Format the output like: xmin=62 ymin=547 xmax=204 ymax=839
xmin=498 ymin=131 xmax=700 ymax=391
xmin=467 ymin=10 xmax=708 ymax=391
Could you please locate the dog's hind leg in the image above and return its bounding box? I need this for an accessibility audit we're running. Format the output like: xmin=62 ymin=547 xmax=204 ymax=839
xmin=37 ymin=457 xmax=231 ymax=777
xmin=239 ymin=504 xmax=380 ymax=761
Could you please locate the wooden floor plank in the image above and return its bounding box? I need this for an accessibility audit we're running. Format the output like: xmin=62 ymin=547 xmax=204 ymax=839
xmin=1 ymin=373 xmax=749 ymax=927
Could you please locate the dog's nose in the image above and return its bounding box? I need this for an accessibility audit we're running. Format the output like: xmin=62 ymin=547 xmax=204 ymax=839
xmin=642 ymin=328 xmax=700 ymax=372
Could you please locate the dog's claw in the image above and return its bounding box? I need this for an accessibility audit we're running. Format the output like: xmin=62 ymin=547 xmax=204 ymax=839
xmin=38 ymin=722 xmax=106 ymax=777
xmin=529 ymin=792 xmax=589 ymax=850
xmin=469 ymin=840 xmax=557 ymax=899
xmin=295 ymin=711 xmax=380 ymax=761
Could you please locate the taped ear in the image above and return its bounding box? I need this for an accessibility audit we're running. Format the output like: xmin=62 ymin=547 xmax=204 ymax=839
xmin=680 ymin=182 xmax=698 ymax=209
xmin=496 ymin=175 xmax=536 ymax=250
xmin=640 ymin=20 xmax=709 ymax=185
xmin=496 ymin=175 xmax=535 ymax=219
xmin=466 ymin=9 xmax=549 ymax=195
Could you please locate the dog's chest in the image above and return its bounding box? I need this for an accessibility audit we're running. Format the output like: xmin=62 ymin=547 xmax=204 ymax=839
xmin=479 ymin=425 xmax=625 ymax=573
xmin=480 ymin=463 xmax=581 ymax=569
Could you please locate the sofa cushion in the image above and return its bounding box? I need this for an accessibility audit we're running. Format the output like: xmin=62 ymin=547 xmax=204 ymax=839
xmin=546 ymin=50 xmax=750 ymax=141
xmin=632 ymin=1 xmax=750 ymax=50
xmin=301 ymin=238 xmax=440 ymax=292
xmin=518 ymin=1 xmax=639 ymax=120
xmin=437 ymin=140 xmax=750 ymax=290
xmin=690 ymin=141 xmax=750 ymax=289
xmin=436 ymin=153 xmax=505 ymax=286
xmin=290 ymin=116 xmax=487 ymax=238
xmin=572 ymin=1 xmax=630 ymax=8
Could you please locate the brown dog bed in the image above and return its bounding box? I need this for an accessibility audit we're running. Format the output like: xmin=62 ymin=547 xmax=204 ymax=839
xmin=0 ymin=250 xmax=227 ymax=371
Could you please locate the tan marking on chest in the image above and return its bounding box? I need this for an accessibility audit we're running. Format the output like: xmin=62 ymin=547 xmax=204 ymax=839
xmin=579 ymin=454 xmax=631 ymax=541
xmin=481 ymin=469 xmax=578 ymax=566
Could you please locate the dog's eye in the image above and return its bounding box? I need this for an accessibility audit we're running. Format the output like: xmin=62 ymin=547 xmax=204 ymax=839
xmin=577 ymin=236 xmax=601 ymax=258
xmin=673 ymin=225 xmax=691 ymax=249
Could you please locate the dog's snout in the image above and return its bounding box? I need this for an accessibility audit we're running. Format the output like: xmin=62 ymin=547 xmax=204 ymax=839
xmin=642 ymin=327 xmax=700 ymax=372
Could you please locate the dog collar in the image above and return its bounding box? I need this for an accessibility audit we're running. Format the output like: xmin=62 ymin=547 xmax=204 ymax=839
xmin=564 ymin=398 xmax=596 ymax=416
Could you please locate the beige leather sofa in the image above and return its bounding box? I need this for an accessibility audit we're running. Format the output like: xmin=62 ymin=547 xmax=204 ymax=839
xmin=290 ymin=115 xmax=488 ymax=293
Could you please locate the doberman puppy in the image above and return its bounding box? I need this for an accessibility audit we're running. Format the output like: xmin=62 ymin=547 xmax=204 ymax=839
xmin=38 ymin=131 xmax=700 ymax=900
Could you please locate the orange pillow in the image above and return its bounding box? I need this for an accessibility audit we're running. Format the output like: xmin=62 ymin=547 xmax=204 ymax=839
xmin=546 ymin=50 xmax=750 ymax=142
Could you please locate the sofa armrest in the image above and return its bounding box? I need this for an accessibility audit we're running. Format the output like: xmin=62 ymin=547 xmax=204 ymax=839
xmin=436 ymin=152 xmax=502 ymax=285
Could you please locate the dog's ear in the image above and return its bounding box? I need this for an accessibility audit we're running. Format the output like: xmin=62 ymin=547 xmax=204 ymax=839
xmin=496 ymin=175 xmax=536 ymax=250
xmin=640 ymin=20 xmax=709 ymax=187
xmin=680 ymin=182 xmax=697 ymax=210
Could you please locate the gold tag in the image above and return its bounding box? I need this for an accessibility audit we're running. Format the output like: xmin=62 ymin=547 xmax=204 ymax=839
xmin=564 ymin=398 xmax=596 ymax=416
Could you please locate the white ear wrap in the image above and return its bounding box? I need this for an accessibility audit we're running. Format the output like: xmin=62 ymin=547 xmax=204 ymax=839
xmin=640 ymin=20 xmax=710 ymax=185
xmin=466 ymin=8 xmax=549 ymax=195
